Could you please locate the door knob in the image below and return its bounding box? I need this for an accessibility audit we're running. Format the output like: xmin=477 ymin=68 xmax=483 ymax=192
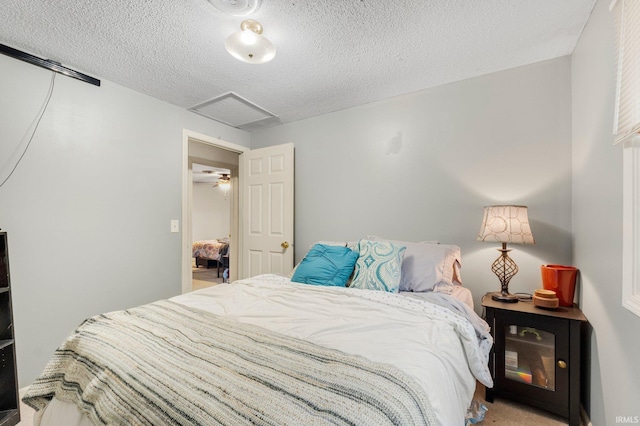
xmin=281 ymin=241 xmax=290 ymax=249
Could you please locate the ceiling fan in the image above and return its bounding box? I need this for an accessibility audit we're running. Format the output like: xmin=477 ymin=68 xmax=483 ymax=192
xmin=211 ymin=172 xmax=231 ymax=189
xmin=200 ymin=170 xmax=231 ymax=197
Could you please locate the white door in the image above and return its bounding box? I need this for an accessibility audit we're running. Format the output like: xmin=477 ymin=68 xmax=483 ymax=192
xmin=240 ymin=143 xmax=294 ymax=278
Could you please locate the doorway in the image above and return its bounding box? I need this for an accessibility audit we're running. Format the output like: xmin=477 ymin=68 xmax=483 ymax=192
xmin=181 ymin=130 xmax=248 ymax=294
xmin=191 ymin=162 xmax=232 ymax=290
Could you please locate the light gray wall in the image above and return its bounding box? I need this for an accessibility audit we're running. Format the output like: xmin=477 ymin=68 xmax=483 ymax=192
xmin=192 ymin=183 xmax=231 ymax=241
xmin=572 ymin=0 xmax=640 ymax=423
xmin=0 ymin=54 xmax=250 ymax=386
xmin=252 ymin=57 xmax=573 ymax=313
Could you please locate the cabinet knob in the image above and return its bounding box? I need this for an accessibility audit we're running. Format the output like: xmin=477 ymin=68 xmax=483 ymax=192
xmin=557 ymin=360 xmax=567 ymax=369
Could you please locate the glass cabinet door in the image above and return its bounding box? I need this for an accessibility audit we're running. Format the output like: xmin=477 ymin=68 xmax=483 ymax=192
xmin=504 ymin=325 xmax=555 ymax=390
xmin=492 ymin=309 xmax=570 ymax=418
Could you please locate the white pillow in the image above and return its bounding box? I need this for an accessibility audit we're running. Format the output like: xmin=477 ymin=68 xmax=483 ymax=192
xmin=313 ymin=240 xmax=359 ymax=251
xmin=402 ymin=243 xmax=461 ymax=293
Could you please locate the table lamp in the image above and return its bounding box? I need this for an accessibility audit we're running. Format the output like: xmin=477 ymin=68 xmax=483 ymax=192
xmin=476 ymin=205 xmax=535 ymax=302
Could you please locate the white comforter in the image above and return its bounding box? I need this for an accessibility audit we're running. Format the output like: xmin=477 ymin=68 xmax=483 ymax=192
xmin=35 ymin=274 xmax=493 ymax=426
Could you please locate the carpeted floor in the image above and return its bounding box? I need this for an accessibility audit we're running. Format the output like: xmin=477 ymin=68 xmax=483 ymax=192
xmin=473 ymin=382 xmax=569 ymax=425
xmin=192 ymin=264 xmax=224 ymax=290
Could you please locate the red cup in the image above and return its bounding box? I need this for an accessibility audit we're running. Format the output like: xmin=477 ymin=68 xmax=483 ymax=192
xmin=540 ymin=265 xmax=578 ymax=307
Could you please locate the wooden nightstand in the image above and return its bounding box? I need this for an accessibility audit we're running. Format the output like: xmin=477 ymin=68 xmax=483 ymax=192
xmin=482 ymin=294 xmax=587 ymax=426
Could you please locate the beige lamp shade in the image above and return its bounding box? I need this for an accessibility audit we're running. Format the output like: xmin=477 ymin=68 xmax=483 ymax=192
xmin=476 ymin=205 xmax=535 ymax=245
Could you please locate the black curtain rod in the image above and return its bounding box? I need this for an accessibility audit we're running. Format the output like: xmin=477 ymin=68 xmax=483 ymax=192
xmin=0 ymin=44 xmax=100 ymax=87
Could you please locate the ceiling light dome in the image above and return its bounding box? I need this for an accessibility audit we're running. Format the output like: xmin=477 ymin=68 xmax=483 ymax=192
xmin=208 ymin=0 xmax=262 ymax=16
xmin=225 ymin=19 xmax=276 ymax=64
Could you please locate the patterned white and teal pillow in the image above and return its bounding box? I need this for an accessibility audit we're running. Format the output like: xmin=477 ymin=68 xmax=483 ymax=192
xmin=350 ymin=240 xmax=406 ymax=293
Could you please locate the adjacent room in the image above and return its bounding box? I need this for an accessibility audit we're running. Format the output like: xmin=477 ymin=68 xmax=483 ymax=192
xmin=1 ymin=0 xmax=639 ymax=425
xmin=191 ymin=163 xmax=232 ymax=288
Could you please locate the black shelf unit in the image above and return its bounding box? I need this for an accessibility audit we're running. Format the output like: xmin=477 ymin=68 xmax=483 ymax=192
xmin=0 ymin=232 xmax=19 ymax=426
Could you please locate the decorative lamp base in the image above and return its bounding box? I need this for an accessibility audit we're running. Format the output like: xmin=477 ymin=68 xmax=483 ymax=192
xmin=491 ymin=292 xmax=519 ymax=303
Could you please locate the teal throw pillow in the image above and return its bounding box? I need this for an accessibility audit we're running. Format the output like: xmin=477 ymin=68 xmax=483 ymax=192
xmin=350 ymin=240 xmax=406 ymax=293
xmin=291 ymin=244 xmax=359 ymax=287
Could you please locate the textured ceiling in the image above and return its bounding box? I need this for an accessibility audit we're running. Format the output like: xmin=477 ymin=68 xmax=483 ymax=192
xmin=0 ymin=0 xmax=596 ymax=131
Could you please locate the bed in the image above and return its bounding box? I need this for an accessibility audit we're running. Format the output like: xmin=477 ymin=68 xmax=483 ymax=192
xmin=192 ymin=239 xmax=229 ymax=276
xmin=24 ymin=238 xmax=493 ymax=425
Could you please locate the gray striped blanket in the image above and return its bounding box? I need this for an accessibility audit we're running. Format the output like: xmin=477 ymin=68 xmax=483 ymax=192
xmin=24 ymin=300 xmax=438 ymax=425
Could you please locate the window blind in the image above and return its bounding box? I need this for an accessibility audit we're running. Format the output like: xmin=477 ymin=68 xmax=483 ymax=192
xmin=613 ymin=0 xmax=640 ymax=145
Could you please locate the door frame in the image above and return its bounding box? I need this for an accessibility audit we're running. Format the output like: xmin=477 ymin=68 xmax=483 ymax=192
xmin=181 ymin=129 xmax=248 ymax=294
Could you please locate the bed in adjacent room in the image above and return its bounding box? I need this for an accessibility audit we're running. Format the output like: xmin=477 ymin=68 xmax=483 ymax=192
xmin=192 ymin=239 xmax=229 ymax=275
xmin=24 ymin=238 xmax=493 ymax=426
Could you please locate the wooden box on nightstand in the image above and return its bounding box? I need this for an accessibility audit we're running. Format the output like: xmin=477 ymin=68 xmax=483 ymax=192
xmin=482 ymin=294 xmax=587 ymax=426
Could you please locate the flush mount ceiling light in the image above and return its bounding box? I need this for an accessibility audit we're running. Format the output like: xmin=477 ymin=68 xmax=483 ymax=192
xmin=208 ymin=0 xmax=262 ymax=16
xmin=225 ymin=19 xmax=276 ymax=64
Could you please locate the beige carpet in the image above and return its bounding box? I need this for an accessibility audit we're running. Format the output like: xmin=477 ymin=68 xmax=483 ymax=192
xmin=473 ymin=382 xmax=569 ymax=425
xmin=17 ymin=389 xmax=34 ymax=426
xmin=192 ymin=264 xmax=224 ymax=290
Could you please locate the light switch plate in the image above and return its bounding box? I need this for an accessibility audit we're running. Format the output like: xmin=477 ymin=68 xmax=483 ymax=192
xmin=170 ymin=220 xmax=179 ymax=233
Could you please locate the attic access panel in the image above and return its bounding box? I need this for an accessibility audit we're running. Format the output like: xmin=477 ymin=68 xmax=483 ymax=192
xmin=189 ymin=92 xmax=278 ymax=130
